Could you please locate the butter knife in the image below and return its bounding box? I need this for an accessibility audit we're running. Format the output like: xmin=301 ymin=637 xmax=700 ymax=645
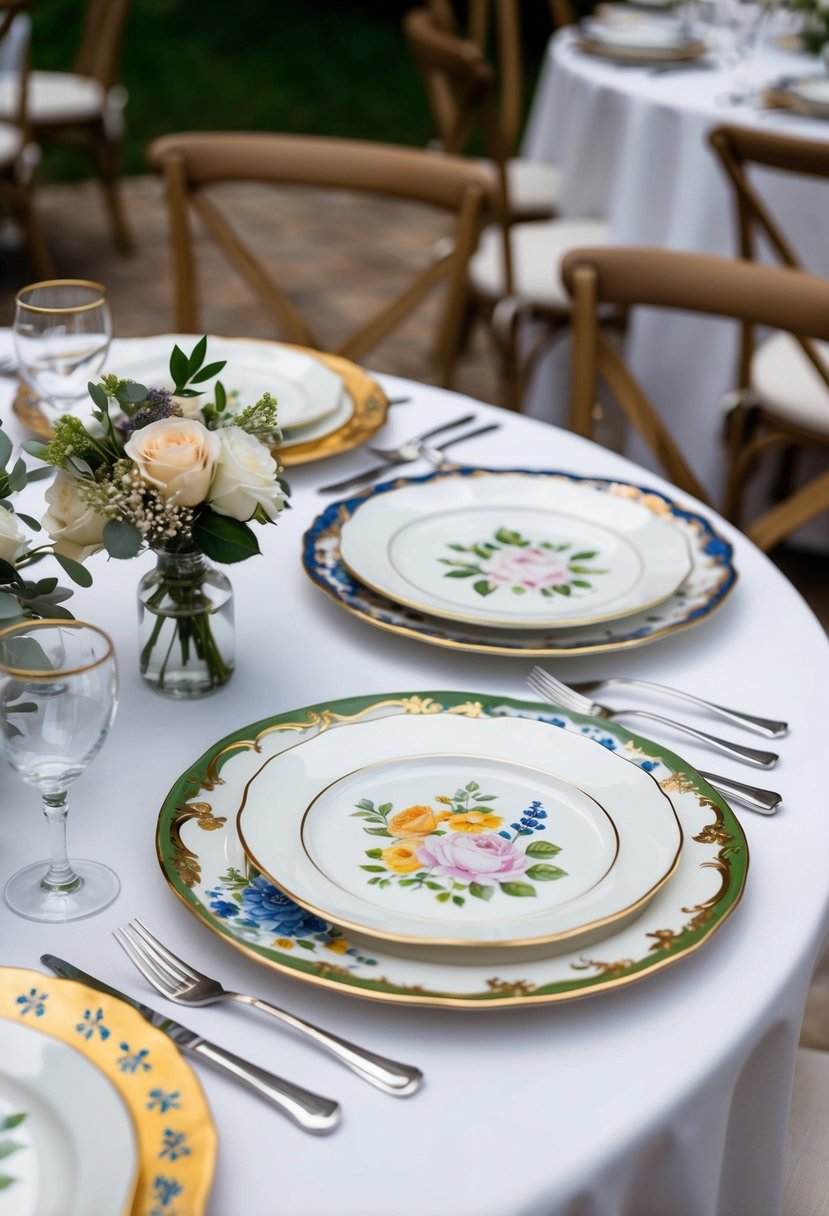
xmin=41 ymin=955 xmax=341 ymax=1135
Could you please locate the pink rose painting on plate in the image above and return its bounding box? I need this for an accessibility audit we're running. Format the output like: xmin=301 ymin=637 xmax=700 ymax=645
xmin=439 ymin=527 xmax=608 ymax=600
xmin=353 ymin=779 xmax=568 ymax=906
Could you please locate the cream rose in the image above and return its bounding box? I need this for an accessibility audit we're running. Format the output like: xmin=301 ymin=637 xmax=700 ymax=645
xmin=0 ymin=507 xmax=26 ymax=565
xmin=208 ymin=426 xmax=285 ymax=521
xmin=124 ymin=418 xmax=220 ymax=506
xmin=42 ymin=471 xmax=107 ymax=563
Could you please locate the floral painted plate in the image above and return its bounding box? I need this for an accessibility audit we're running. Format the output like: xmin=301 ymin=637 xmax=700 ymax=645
xmin=303 ymin=470 xmax=737 ymax=657
xmin=0 ymin=1021 xmax=137 ymax=1216
xmin=339 ymin=472 xmax=692 ymax=628
xmin=0 ymin=969 xmax=216 ymax=1215
xmin=156 ymin=692 xmax=748 ymax=1008
xmin=236 ymin=712 xmax=682 ymax=952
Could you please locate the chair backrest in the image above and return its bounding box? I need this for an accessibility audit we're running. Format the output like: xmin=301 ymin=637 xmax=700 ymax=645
xmin=408 ymin=1 xmax=525 ymax=159
xmin=562 ymin=246 xmax=829 ymax=507
xmin=148 ymin=131 xmax=491 ymax=380
xmin=74 ymin=0 xmax=131 ymax=89
xmin=709 ymin=123 xmax=829 ymax=389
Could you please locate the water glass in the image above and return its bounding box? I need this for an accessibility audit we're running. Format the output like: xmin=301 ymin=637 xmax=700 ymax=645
xmin=12 ymin=279 xmax=112 ymax=414
xmin=0 ymin=620 xmax=119 ymax=923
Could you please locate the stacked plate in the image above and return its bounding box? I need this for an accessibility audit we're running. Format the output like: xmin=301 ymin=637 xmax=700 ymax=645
xmin=157 ymin=690 xmax=749 ymax=1010
xmin=303 ymin=468 xmax=737 ymax=658
xmin=0 ymin=966 xmax=216 ymax=1215
xmin=12 ymin=334 xmax=390 ymax=467
xmin=767 ymin=75 xmax=829 ymax=120
xmin=578 ymin=17 xmax=707 ymax=63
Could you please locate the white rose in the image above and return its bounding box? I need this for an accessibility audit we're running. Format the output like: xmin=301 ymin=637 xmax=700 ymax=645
xmin=209 ymin=426 xmax=285 ymax=521
xmin=124 ymin=418 xmax=220 ymax=506
xmin=0 ymin=507 xmax=26 ymax=565
xmin=172 ymin=394 xmax=205 ymax=422
xmin=42 ymin=471 xmax=107 ymax=563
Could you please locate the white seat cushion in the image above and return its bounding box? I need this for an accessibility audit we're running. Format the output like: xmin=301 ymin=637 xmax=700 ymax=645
xmin=0 ymin=71 xmax=104 ymax=125
xmin=468 ymin=218 xmax=611 ymax=309
xmin=475 ymin=156 xmax=562 ymax=218
xmin=752 ymin=332 xmax=829 ymax=436
xmin=783 ymin=1047 xmax=829 ymax=1216
xmin=0 ymin=119 xmax=23 ymax=169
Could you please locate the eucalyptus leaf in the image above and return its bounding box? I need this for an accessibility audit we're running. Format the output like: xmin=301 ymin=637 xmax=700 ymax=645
xmin=88 ymin=382 xmax=109 ymax=411
xmin=15 ymin=513 xmax=41 ymax=532
xmin=66 ymin=456 xmax=95 ymax=479
xmin=21 ymin=441 xmax=48 ymax=460
xmin=0 ymin=559 xmax=24 ymax=588
xmin=8 ymin=458 xmax=26 ymax=492
xmin=117 ymin=381 xmax=148 ymax=404
xmin=0 ymin=429 xmax=12 ymax=469
xmin=33 ymin=578 xmax=57 ymax=595
xmin=103 ymin=519 xmax=143 ymax=560
xmin=0 ymin=635 xmax=52 ymax=671
xmin=0 ymin=592 xmax=23 ymax=619
xmin=53 ymin=553 xmax=94 ymax=587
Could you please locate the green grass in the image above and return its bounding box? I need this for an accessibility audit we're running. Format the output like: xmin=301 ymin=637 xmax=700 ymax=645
xmin=31 ymin=0 xmax=549 ymax=182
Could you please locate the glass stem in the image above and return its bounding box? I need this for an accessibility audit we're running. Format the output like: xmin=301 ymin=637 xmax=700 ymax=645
xmin=40 ymin=792 xmax=81 ymax=893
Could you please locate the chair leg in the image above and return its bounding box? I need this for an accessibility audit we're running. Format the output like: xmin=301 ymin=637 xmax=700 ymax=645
xmin=90 ymin=125 xmax=133 ymax=256
xmin=0 ymin=179 xmax=53 ymax=278
xmin=491 ymin=295 xmax=526 ymax=412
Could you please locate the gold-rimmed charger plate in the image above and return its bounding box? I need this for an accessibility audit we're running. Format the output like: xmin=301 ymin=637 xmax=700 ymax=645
xmin=156 ymin=691 xmax=748 ymax=1010
xmin=11 ymin=337 xmax=389 ymax=467
xmin=0 ymin=967 xmax=216 ymax=1215
xmin=577 ymin=34 xmax=706 ymax=62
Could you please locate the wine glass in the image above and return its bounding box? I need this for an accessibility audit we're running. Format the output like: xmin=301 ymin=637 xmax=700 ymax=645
xmin=0 ymin=620 xmax=119 ymax=923
xmin=12 ymin=279 xmax=112 ymax=415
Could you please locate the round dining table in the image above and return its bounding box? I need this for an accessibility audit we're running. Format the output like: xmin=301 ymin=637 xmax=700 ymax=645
xmin=0 ymin=336 xmax=828 ymax=1216
xmin=522 ymin=24 xmax=829 ymax=543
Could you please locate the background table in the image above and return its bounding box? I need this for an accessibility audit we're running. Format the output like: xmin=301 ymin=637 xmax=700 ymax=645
xmin=1 ymin=344 xmax=828 ymax=1216
xmin=522 ymin=26 xmax=829 ymax=544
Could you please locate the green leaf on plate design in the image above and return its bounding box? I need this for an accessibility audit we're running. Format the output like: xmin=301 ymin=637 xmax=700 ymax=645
xmin=499 ymin=881 xmax=536 ymax=898
xmin=526 ymin=840 xmax=562 ymax=858
xmin=470 ymin=882 xmax=494 ymax=900
xmin=526 ymin=863 xmax=568 ymax=881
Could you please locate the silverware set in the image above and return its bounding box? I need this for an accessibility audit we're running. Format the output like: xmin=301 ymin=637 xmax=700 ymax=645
xmin=527 ymin=666 xmax=785 ymax=814
xmin=317 ymin=413 xmax=499 ymax=494
xmin=44 ymin=917 xmax=425 ymax=1136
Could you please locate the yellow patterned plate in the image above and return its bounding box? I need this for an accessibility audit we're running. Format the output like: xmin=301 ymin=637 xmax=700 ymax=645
xmin=11 ymin=336 xmax=389 ymax=468
xmin=0 ymin=968 xmax=216 ymax=1215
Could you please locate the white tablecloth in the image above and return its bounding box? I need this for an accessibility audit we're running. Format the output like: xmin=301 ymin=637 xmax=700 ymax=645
xmin=1 ymin=342 xmax=828 ymax=1216
xmin=522 ymin=27 xmax=829 ymax=543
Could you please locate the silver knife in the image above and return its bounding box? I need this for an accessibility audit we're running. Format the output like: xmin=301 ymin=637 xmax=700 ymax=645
xmin=41 ymin=955 xmax=341 ymax=1135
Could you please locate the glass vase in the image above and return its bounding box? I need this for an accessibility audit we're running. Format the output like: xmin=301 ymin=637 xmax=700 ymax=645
xmin=137 ymin=546 xmax=234 ymax=698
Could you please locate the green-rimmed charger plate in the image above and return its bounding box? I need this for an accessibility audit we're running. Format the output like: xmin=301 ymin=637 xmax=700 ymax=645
xmin=156 ymin=692 xmax=748 ymax=1009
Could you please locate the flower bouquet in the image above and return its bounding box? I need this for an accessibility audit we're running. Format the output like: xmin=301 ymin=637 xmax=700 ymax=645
xmin=25 ymin=337 xmax=288 ymax=697
xmin=0 ymin=419 xmax=86 ymax=625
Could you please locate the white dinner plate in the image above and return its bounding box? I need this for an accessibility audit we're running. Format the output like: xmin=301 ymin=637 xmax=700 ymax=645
xmin=106 ymin=334 xmax=345 ymax=431
xmin=0 ymin=1021 xmax=137 ymax=1216
xmin=237 ymin=713 xmax=682 ymax=952
xmin=338 ymin=473 xmax=692 ymax=629
xmin=781 ymin=76 xmax=829 ymax=118
xmin=581 ymin=18 xmax=691 ymax=48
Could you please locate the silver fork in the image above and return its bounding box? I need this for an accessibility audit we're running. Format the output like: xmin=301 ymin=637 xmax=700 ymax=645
xmin=567 ymin=677 xmax=787 ymax=738
xmin=114 ymin=919 xmax=423 ymax=1097
xmin=527 ymin=667 xmax=779 ymax=769
xmin=526 ymin=669 xmax=781 ymax=814
xmin=316 ymin=414 xmax=477 ymax=494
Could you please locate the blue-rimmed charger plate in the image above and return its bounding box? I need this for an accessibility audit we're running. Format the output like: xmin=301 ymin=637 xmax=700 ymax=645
xmin=302 ymin=469 xmax=736 ymax=656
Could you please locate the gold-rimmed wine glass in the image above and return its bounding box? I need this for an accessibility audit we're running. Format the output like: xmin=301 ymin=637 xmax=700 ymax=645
xmin=12 ymin=279 xmax=112 ymax=414
xmin=0 ymin=619 xmax=119 ymax=922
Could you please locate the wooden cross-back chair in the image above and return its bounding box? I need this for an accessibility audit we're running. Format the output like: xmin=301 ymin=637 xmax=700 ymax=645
xmin=709 ymin=124 xmax=829 ymax=543
xmin=405 ymin=5 xmax=609 ymax=411
xmin=410 ymin=1 xmax=559 ymax=224
xmin=0 ymin=0 xmax=51 ymax=275
xmin=563 ymin=246 xmax=829 ymax=550
xmin=0 ymin=0 xmax=134 ymax=253
xmin=148 ymin=132 xmax=491 ymax=385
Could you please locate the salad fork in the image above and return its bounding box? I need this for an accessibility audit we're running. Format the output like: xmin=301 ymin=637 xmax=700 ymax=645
xmin=114 ymin=919 xmax=423 ymax=1097
xmin=526 ymin=667 xmax=779 ymax=769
